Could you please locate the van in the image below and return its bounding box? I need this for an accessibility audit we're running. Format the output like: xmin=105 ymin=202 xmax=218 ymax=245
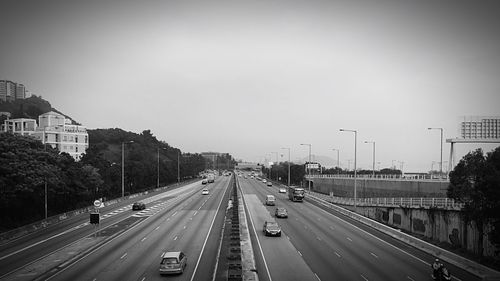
xmin=265 ymin=195 xmax=276 ymax=206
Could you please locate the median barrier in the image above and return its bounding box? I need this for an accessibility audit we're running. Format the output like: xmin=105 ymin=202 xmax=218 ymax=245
xmin=306 ymin=193 xmax=500 ymax=280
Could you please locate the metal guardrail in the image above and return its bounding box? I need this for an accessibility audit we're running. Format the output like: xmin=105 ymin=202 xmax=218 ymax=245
xmin=306 ymin=174 xmax=449 ymax=182
xmin=308 ymin=190 xmax=464 ymax=210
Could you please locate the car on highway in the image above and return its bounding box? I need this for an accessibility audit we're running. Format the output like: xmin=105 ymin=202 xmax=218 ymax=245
xmin=265 ymin=195 xmax=276 ymax=206
xmin=262 ymin=179 xmax=267 ymax=183
xmin=267 ymin=181 xmax=272 ymax=186
xmin=159 ymin=251 xmax=187 ymax=275
xmin=132 ymin=201 xmax=146 ymax=210
xmin=202 ymin=179 xmax=208 ymax=184
xmin=275 ymin=207 xmax=288 ymax=218
xmin=263 ymin=221 xmax=281 ymax=236
xmin=201 ymin=188 xmax=209 ymax=195
xmin=279 ymin=187 xmax=287 ymax=193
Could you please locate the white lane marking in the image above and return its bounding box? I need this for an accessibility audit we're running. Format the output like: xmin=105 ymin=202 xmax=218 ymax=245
xmin=315 ymin=273 xmax=321 ymax=281
xmin=140 ymin=277 xmax=146 ymax=281
xmin=174 ymin=236 xmax=178 ymax=240
xmin=183 ymin=226 xmax=186 ymax=229
xmin=361 ymin=274 xmax=369 ymax=281
xmin=334 ymin=251 xmax=341 ymax=258
xmin=407 ymin=276 xmax=415 ymax=281
xmin=313 ymin=200 xmax=431 ymax=266
xmin=346 ymin=237 xmax=352 ymax=242
xmin=155 ymin=226 xmax=160 ymax=230
xmin=190 ymin=179 xmax=229 ymax=281
xmin=316 ymin=237 xmax=322 ymax=241
xmin=370 ymin=252 xmax=378 ymax=259
xmin=298 ymin=251 xmax=303 ymax=257
xmin=141 ymin=237 xmax=147 ymax=242
xmin=172 ymin=211 xmax=178 ymax=216
xmin=194 ymin=211 xmax=198 ymax=216
xmin=120 ymin=253 xmax=127 ymax=259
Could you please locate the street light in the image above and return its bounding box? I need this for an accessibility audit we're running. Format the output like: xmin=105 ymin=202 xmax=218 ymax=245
xmin=332 ymin=149 xmax=340 ymax=175
xmin=300 ymin=143 xmax=312 ymax=192
xmin=122 ymin=140 xmax=134 ymax=197
xmin=340 ymin=129 xmax=357 ymax=209
xmin=270 ymin=152 xmax=279 ymax=180
xmin=281 ymin=147 xmax=291 ymax=186
xmin=157 ymin=147 xmax=168 ymax=188
xmin=364 ymin=141 xmax=375 ymax=177
xmin=428 ymin=127 xmax=444 ymax=177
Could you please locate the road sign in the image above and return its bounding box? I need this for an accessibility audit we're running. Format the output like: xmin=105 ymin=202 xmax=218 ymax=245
xmin=94 ymin=200 xmax=101 ymax=207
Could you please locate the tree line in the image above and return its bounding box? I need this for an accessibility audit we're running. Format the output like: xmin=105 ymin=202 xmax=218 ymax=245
xmin=0 ymin=129 xmax=207 ymax=231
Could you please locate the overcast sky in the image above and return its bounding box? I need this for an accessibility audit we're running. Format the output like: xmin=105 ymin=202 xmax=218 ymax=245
xmin=1 ymin=0 xmax=499 ymax=172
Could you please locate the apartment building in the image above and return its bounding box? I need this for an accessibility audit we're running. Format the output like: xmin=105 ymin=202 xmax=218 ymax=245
xmin=2 ymin=111 xmax=89 ymax=160
xmin=460 ymin=116 xmax=500 ymax=139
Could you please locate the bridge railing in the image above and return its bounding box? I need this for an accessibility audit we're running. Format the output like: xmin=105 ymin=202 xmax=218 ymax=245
xmin=306 ymin=174 xmax=449 ymax=182
xmin=307 ymin=190 xmax=464 ymax=210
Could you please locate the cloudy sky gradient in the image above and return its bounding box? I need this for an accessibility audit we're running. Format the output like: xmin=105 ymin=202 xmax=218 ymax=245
xmin=1 ymin=0 xmax=499 ymax=172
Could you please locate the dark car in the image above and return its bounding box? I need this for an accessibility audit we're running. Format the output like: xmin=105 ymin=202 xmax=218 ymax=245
xmin=263 ymin=221 xmax=281 ymax=236
xmin=275 ymin=207 xmax=288 ymax=218
xmin=132 ymin=201 xmax=146 ymax=210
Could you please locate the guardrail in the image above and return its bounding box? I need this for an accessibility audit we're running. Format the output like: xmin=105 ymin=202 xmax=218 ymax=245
xmin=308 ymin=190 xmax=464 ymax=210
xmin=306 ymin=174 xmax=449 ymax=182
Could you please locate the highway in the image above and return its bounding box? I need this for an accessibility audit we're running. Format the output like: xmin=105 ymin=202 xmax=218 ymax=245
xmin=0 ymin=173 xmax=482 ymax=281
xmin=0 ymin=177 xmax=232 ymax=281
xmin=238 ymin=175 xmax=479 ymax=281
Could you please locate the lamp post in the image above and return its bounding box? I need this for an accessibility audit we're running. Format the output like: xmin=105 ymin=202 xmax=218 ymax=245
xmin=428 ymin=127 xmax=443 ymax=177
xmin=300 ymin=143 xmax=312 ymax=192
xmin=364 ymin=141 xmax=375 ymax=177
xmin=281 ymin=147 xmax=290 ymax=186
xmin=340 ymin=129 xmax=357 ymax=209
xmin=332 ymin=149 xmax=340 ymax=175
xmin=122 ymin=140 xmax=134 ymax=197
xmin=157 ymin=147 xmax=168 ymax=188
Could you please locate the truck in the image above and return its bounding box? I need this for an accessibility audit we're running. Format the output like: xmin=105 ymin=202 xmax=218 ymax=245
xmin=288 ymin=186 xmax=305 ymax=202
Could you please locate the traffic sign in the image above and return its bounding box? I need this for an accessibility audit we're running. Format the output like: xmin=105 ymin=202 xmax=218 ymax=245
xmin=94 ymin=200 xmax=102 ymax=207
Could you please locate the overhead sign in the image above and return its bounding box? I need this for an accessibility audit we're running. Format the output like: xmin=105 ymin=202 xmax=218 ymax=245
xmin=306 ymin=163 xmax=320 ymax=170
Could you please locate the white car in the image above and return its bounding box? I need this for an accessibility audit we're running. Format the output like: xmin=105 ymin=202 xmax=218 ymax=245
xmin=262 ymin=179 xmax=267 ymax=183
xmin=201 ymin=189 xmax=209 ymax=195
xmin=279 ymin=188 xmax=286 ymax=193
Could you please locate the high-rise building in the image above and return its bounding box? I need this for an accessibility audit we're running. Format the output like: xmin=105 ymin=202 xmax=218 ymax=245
xmin=460 ymin=116 xmax=500 ymax=139
xmin=0 ymin=80 xmax=16 ymax=102
xmin=15 ymin=84 xmax=26 ymax=99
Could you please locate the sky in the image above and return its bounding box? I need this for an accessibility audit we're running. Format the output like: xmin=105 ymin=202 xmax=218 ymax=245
xmin=1 ymin=0 xmax=500 ymax=172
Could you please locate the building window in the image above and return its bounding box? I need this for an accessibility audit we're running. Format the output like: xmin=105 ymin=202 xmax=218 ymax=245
xmin=75 ymin=136 xmax=78 ymax=143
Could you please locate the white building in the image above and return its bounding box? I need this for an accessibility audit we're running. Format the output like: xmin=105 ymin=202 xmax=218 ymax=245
xmin=2 ymin=111 xmax=89 ymax=160
xmin=33 ymin=111 xmax=89 ymax=160
xmin=2 ymin=118 xmax=37 ymax=136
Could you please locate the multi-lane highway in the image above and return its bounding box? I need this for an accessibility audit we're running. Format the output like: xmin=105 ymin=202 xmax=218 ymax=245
xmin=238 ymin=175 xmax=479 ymax=281
xmin=0 ymin=173 xmax=481 ymax=281
xmin=0 ymin=177 xmax=232 ymax=281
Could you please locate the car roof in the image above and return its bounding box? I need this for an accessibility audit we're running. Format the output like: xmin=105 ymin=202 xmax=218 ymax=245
xmin=162 ymin=251 xmax=182 ymax=258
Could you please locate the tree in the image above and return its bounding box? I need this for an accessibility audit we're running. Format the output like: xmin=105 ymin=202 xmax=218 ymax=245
xmin=447 ymin=147 xmax=500 ymax=258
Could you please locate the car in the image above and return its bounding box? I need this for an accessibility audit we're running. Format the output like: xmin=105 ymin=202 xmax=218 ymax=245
xmin=263 ymin=221 xmax=281 ymax=236
xmin=279 ymin=187 xmax=286 ymax=193
xmin=267 ymin=181 xmax=272 ymax=186
xmin=202 ymin=179 xmax=208 ymax=185
xmin=265 ymin=195 xmax=276 ymax=206
xmin=132 ymin=202 xmax=146 ymax=210
xmin=275 ymin=207 xmax=288 ymax=218
xmin=262 ymin=179 xmax=267 ymax=183
xmin=159 ymin=251 xmax=187 ymax=275
xmin=201 ymin=188 xmax=209 ymax=195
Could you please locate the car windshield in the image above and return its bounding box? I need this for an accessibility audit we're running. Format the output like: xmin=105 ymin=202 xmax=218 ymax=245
xmin=161 ymin=257 xmax=179 ymax=264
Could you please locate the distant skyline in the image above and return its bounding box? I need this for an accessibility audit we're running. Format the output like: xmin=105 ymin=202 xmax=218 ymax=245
xmin=1 ymin=0 xmax=499 ymax=172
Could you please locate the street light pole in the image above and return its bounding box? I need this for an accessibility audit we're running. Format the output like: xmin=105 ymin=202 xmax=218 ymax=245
xmin=300 ymin=143 xmax=312 ymax=192
xmin=364 ymin=141 xmax=375 ymax=177
xmin=428 ymin=127 xmax=444 ymax=177
xmin=332 ymin=149 xmax=340 ymax=175
xmin=122 ymin=141 xmax=134 ymax=197
xmin=281 ymin=147 xmax=291 ymax=186
xmin=340 ymin=129 xmax=357 ymax=209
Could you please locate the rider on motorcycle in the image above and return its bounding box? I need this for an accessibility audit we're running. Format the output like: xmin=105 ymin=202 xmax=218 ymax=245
xmin=431 ymin=258 xmax=443 ymax=279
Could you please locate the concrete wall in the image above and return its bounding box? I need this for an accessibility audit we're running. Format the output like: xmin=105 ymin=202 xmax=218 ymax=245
xmin=343 ymin=204 xmax=498 ymax=257
xmin=310 ymin=177 xmax=449 ymax=198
